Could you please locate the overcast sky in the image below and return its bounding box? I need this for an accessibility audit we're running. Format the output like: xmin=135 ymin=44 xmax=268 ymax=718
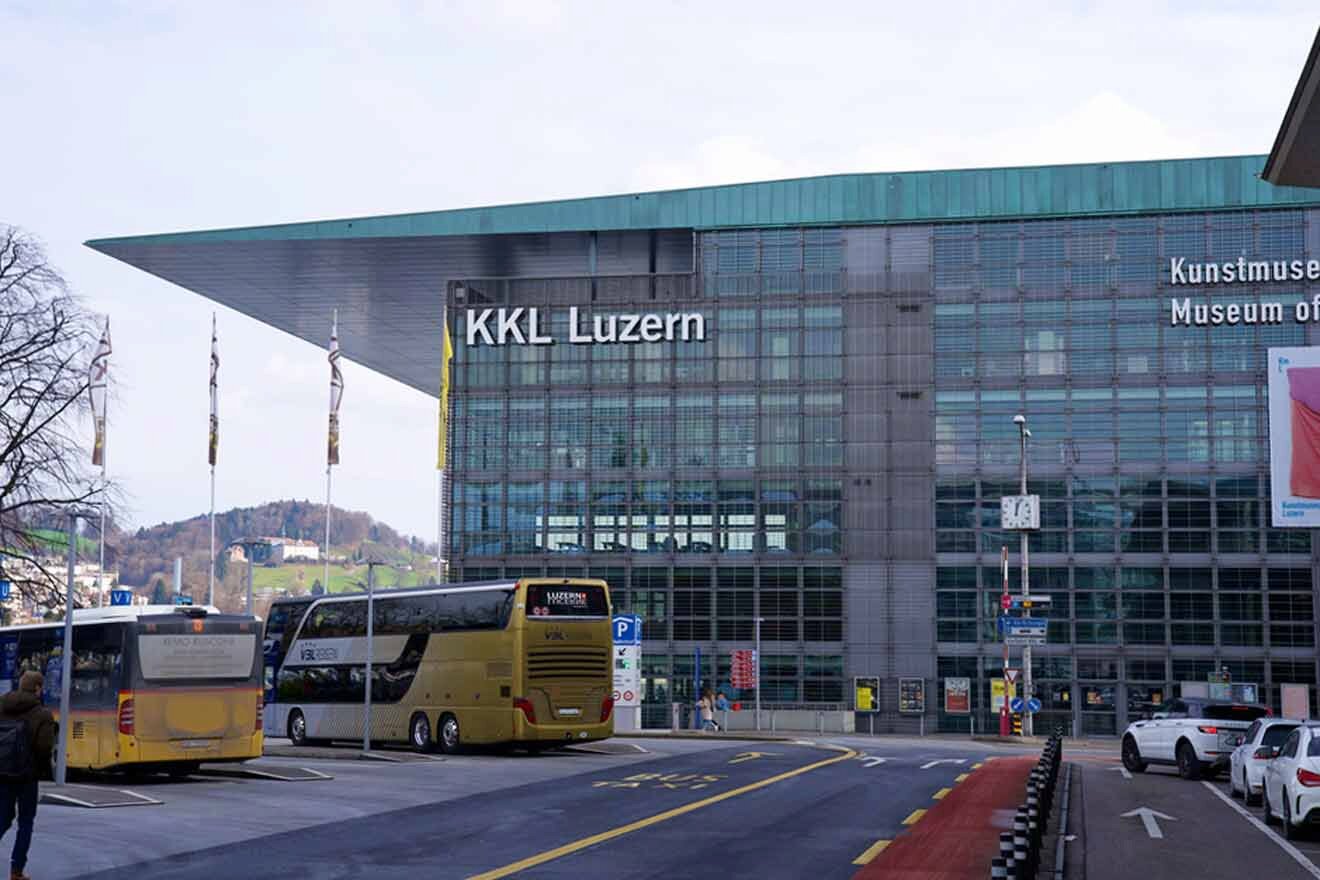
xmin=2 ymin=2 xmax=1316 ymax=540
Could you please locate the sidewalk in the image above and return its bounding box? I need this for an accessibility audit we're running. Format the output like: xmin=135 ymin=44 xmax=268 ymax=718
xmin=853 ymin=755 xmax=1034 ymax=879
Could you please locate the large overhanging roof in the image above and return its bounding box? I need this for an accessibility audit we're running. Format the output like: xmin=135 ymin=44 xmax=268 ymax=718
xmin=1265 ymin=27 xmax=1320 ymax=188
xmin=87 ymin=154 xmax=1320 ymax=395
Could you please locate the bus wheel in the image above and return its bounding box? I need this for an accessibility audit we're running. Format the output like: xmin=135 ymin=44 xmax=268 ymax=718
xmin=288 ymin=709 xmax=309 ymax=746
xmin=409 ymin=713 xmax=434 ymax=754
xmin=438 ymin=713 xmax=461 ymax=755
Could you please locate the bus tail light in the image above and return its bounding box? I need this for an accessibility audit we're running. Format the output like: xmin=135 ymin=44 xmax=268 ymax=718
xmin=514 ymin=697 xmax=536 ymax=725
xmin=117 ymin=695 xmax=135 ymax=736
xmin=255 ymin=697 xmax=264 ymax=733
xmin=601 ymin=695 xmax=614 ymax=723
xmin=1298 ymin=768 xmax=1320 ymax=787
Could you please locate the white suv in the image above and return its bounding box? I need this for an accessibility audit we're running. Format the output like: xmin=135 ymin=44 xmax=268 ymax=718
xmin=1121 ymin=698 xmax=1270 ymax=779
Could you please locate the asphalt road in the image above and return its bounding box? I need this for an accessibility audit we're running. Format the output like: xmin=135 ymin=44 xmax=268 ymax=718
xmin=1073 ymin=755 xmax=1320 ymax=880
xmin=22 ymin=735 xmax=1010 ymax=880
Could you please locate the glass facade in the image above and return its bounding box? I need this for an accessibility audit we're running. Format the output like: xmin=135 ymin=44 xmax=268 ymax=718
xmin=447 ymin=207 xmax=1320 ymax=732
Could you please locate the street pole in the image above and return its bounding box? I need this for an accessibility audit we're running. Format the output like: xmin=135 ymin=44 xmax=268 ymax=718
xmin=363 ymin=562 xmax=375 ymax=754
xmin=1018 ymin=417 xmax=1033 ymax=739
xmin=1000 ymin=545 xmax=1010 ymax=737
xmin=56 ymin=513 xmax=77 ymax=787
xmin=246 ymin=543 xmax=255 ymax=615
xmin=754 ymin=616 xmax=763 ymax=732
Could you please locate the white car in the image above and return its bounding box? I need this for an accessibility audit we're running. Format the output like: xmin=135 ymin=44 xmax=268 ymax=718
xmin=1121 ymin=698 xmax=1269 ymax=779
xmin=1263 ymin=724 xmax=1320 ymax=839
xmin=1229 ymin=718 xmax=1302 ymax=805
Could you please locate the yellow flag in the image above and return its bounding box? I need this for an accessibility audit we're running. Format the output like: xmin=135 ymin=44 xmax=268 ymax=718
xmin=437 ymin=321 xmax=454 ymax=469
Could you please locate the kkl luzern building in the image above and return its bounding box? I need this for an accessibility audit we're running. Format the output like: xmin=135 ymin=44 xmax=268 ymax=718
xmin=92 ymin=155 xmax=1320 ymax=735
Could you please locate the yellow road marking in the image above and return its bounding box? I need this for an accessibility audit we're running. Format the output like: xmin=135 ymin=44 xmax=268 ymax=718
xmin=903 ymin=808 xmax=927 ymax=825
xmin=852 ymin=839 xmax=891 ymax=865
xmin=972 ymin=762 xmax=984 ymax=769
xmin=955 ymin=773 xmax=969 ymax=783
xmin=466 ymin=746 xmax=858 ymax=880
xmin=728 ymin=751 xmax=777 ymax=764
xmin=933 ymin=787 xmax=952 ymax=800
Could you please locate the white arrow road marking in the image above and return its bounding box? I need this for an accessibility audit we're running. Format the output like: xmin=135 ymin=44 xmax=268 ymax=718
xmin=920 ymin=759 xmax=967 ymax=770
xmin=1108 ymin=765 xmax=1133 ymax=780
xmin=859 ymin=756 xmax=888 ymax=768
xmin=1121 ymin=807 xmax=1177 ymax=839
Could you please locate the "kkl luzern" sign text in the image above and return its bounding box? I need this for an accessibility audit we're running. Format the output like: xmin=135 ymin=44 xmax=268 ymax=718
xmin=466 ymin=307 xmax=706 ymax=345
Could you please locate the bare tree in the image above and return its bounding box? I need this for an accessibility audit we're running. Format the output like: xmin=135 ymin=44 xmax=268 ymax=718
xmin=0 ymin=224 xmax=111 ymax=605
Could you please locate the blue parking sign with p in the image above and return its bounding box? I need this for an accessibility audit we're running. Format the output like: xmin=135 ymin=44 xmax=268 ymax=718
xmin=613 ymin=614 xmax=642 ymax=645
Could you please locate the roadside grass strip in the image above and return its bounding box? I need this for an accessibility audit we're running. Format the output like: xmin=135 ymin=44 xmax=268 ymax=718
xmin=852 ymin=756 xmax=1035 ymax=880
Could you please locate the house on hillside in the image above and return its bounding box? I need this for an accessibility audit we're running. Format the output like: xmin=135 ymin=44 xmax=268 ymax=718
xmin=234 ymin=537 xmax=320 ymax=565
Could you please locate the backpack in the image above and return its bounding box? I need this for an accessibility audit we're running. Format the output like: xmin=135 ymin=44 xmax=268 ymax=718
xmin=0 ymin=718 xmax=34 ymax=782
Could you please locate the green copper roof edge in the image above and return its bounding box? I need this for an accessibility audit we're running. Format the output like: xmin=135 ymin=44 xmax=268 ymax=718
xmin=85 ymin=154 xmax=1320 ymax=249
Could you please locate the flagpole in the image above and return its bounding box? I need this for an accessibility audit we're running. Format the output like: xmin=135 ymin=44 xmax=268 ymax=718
xmin=97 ymin=461 xmax=106 ymax=607
xmin=324 ymin=464 xmax=332 ymax=593
xmin=208 ymin=465 xmax=216 ymax=606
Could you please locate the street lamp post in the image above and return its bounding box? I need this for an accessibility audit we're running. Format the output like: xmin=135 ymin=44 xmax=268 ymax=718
xmin=754 ymin=616 xmax=764 ymax=732
xmin=1014 ymin=414 xmax=1034 ymax=738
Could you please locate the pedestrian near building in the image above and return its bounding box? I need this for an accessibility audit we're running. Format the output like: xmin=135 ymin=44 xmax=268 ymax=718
xmin=699 ymin=688 xmax=717 ymax=732
xmin=0 ymin=671 xmax=56 ymax=880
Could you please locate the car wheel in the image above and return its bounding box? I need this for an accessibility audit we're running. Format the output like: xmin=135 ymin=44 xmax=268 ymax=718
xmin=1176 ymin=741 xmax=1203 ymax=780
xmin=1264 ymin=786 xmax=1276 ymax=825
xmin=288 ymin=709 xmax=309 ymax=747
xmin=1121 ymin=736 xmax=1148 ymax=773
xmin=438 ymin=713 xmax=462 ymax=755
xmin=409 ymin=712 xmax=434 ymax=754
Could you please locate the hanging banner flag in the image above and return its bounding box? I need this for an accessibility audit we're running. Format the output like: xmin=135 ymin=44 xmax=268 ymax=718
xmin=208 ymin=314 xmax=219 ymax=466
xmin=327 ymin=311 xmax=343 ymax=466
xmin=89 ymin=318 xmax=111 ymax=466
xmin=436 ymin=316 xmax=454 ymax=470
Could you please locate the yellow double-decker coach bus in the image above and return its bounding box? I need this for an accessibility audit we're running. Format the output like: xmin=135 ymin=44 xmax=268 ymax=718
xmin=0 ymin=604 xmax=263 ymax=775
xmin=267 ymin=578 xmax=613 ymax=753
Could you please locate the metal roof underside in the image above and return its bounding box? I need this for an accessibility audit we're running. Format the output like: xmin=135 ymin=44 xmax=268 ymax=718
xmin=1265 ymin=27 xmax=1320 ymax=187
xmin=87 ymin=154 xmax=1320 ymax=396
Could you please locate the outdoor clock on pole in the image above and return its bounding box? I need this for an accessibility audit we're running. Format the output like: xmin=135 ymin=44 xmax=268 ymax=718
xmin=1000 ymin=495 xmax=1041 ymax=531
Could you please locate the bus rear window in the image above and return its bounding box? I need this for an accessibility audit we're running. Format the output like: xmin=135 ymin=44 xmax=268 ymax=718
xmin=138 ymin=634 xmax=257 ymax=680
xmin=525 ymin=584 xmax=608 ymax=618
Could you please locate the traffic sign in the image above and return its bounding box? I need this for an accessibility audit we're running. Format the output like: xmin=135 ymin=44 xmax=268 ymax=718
xmin=1007 ymin=594 xmax=1052 ymax=609
xmin=1004 ymin=668 xmax=1020 ymax=684
xmin=0 ymin=581 xmax=9 ymax=600
xmin=1000 ymin=593 xmax=1011 ymax=611
xmin=173 ymin=594 xmax=193 ymax=606
xmin=1003 ymin=617 xmax=1047 ymax=646
xmin=1010 ymin=697 xmax=1025 ymax=713
xmin=1027 ymin=697 xmax=1042 ymax=713
xmin=110 ymin=589 xmax=132 ymax=607
xmin=612 ymin=614 xmax=642 ymax=645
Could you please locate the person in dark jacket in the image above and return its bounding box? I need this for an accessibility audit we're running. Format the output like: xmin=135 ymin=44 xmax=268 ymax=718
xmin=0 ymin=671 xmax=56 ymax=880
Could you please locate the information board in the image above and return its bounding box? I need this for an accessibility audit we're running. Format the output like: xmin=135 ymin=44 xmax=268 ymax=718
xmin=898 ymin=677 xmax=925 ymax=714
xmin=944 ymin=677 xmax=970 ymax=714
xmin=854 ymin=676 xmax=880 ymax=713
xmin=730 ymin=649 xmax=757 ymax=689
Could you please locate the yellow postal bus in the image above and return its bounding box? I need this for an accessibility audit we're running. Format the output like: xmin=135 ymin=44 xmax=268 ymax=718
xmin=0 ymin=604 xmax=263 ymax=775
xmin=269 ymin=579 xmax=613 ymax=752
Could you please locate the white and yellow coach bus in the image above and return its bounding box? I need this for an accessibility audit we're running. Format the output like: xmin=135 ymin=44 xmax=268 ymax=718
xmin=268 ymin=578 xmax=614 ymax=753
